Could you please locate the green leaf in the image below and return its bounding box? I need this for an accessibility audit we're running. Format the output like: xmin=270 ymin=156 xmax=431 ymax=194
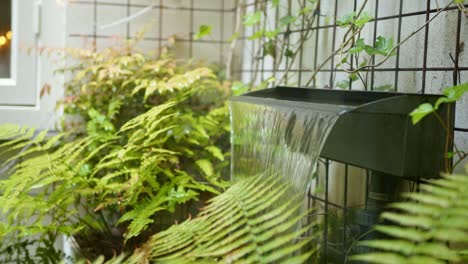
xmin=243 ymin=12 xmax=262 ymax=26
xmin=248 ymin=29 xmax=264 ymax=40
xmin=205 ymin=146 xmax=224 ymax=161
xmin=374 ymin=84 xmax=393 ymax=91
xmin=409 ymin=103 xmax=434 ymax=124
xmin=264 ymin=29 xmax=280 ymax=39
xmin=337 ymin=12 xmax=356 ymax=27
xmin=355 ymin=12 xmax=373 ymax=28
xmin=350 ymin=253 xmax=407 ymax=264
xmin=359 ymin=240 xmax=414 ymax=255
xmin=279 ymin=15 xmax=297 ymax=26
xmin=231 ymin=82 xmax=249 ymax=96
xmin=196 ymin=159 xmax=214 ymax=177
xmin=284 ymin=49 xmax=294 ymax=58
xmin=263 ymin=41 xmax=276 ymax=58
xmin=455 ymin=0 xmax=464 ymax=3
xmin=365 ymin=36 xmax=395 ymax=56
xmin=336 ymin=80 xmax=350 ymax=89
xmin=272 ymin=0 xmax=280 ymax=7
xmin=442 ymin=82 xmax=468 ymax=102
xmin=194 ymin=25 xmax=212 ymax=40
xmin=349 ymin=38 xmax=365 ymax=54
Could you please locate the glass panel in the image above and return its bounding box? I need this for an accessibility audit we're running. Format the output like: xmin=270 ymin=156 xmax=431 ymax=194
xmin=0 ymin=0 xmax=12 ymax=78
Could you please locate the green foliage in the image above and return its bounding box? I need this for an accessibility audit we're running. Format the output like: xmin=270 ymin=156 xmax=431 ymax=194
xmin=243 ymin=12 xmax=262 ymax=26
xmin=348 ymin=36 xmax=395 ymax=57
xmin=279 ymin=15 xmax=297 ymax=26
xmin=0 ymin=235 xmax=64 ymax=264
xmin=410 ymin=82 xmax=468 ymax=124
xmin=337 ymin=12 xmax=373 ymax=28
xmin=194 ymin=25 xmax=212 ymax=40
xmin=351 ymin=168 xmax=468 ymax=264
xmin=102 ymin=174 xmax=320 ymax=263
xmin=0 ymin=46 xmax=231 ymax=261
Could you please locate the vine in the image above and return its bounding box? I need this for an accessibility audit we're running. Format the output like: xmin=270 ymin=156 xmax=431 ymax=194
xmin=230 ymin=0 xmax=468 ymax=173
xmin=232 ymin=0 xmax=466 ymax=92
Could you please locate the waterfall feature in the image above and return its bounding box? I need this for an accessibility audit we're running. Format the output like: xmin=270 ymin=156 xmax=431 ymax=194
xmin=230 ymin=98 xmax=348 ymax=196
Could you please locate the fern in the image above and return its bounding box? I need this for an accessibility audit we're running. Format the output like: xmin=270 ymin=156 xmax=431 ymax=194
xmin=0 ymin=45 xmax=231 ymax=261
xmin=351 ymin=167 xmax=468 ymax=264
xmin=100 ymin=174 xmax=320 ymax=263
xmin=0 ymin=101 xmax=229 ymax=260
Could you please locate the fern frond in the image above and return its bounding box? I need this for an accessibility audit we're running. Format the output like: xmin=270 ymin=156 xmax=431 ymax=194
xmin=114 ymin=174 xmax=320 ymax=264
xmin=351 ymin=170 xmax=468 ymax=263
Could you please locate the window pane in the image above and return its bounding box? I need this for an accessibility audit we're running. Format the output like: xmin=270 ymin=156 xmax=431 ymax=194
xmin=0 ymin=0 xmax=12 ymax=79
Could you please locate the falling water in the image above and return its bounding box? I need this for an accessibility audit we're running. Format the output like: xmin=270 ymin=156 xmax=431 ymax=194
xmin=230 ymin=97 xmax=346 ymax=197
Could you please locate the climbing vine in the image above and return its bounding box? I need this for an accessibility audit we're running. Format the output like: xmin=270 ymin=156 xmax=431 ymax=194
xmin=230 ymin=0 xmax=465 ymax=92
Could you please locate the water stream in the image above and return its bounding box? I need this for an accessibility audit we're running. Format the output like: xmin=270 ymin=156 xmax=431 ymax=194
xmin=230 ymin=99 xmax=343 ymax=196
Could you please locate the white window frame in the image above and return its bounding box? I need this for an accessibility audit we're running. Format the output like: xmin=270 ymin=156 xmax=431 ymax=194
xmin=0 ymin=0 xmax=41 ymax=108
xmin=0 ymin=0 xmax=17 ymax=87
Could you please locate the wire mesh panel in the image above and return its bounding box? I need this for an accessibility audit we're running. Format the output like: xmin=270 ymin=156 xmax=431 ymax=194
xmin=65 ymin=0 xmax=468 ymax=262
xmin=66 ymin=0 xmax=237 ymax=65
xmin=236 ymin=0 xmax=468 ymax=262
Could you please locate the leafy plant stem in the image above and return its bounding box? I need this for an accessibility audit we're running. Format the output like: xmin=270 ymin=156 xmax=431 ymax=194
xmin=343 ymin=0 xmax=453 ymax=74
xmin=278 ymin=0 xmax=320 ymax=85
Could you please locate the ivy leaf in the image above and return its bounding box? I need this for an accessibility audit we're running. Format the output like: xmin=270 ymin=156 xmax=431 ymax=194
xmin=194 ymin=25 xmax=212 ymax=40
xmin=336 ymin=56 xmax=349 ymax=68
xmin=248 ymin=29 xmax=264 ymax=40
xmin=337 ymin=12 xmax=356 ymax=28
xmin=285 ymin=49 xmax=294 ymax=58
xmin=279 ymin=15 xmax=297 ymax=26
xmin=243 ymin=12 xmax=262 ymax=26
xmin=231 ymin=81 xmax=249 ymax=96
xmin=349 ymin=38 xmax=366 ymax=54
xmin=409 ymin=103 xmax=434 ymax=124
xmin=442 ymin=82 xmax=468 ymax=102
xmin=264 ymin=29 xmax=280 ymax=39
xmin=365 ymin=36 xmax=395 ymax=56
xmin=355 ymin=12 xmax=373 ymax=28
xmin=336 ymin=73 xmax=358 ymax=89
xmin=375 ymin=84 xmax=393 ymax=91
xmin=359 ymin=59 xmax=368 ymax=68
xmin=434 ymin=82 xmax=468 ymax=109
xmin=263 ymin=40 xmax=276 ymax=58
xmin=196 ymin=159 xmax=214 ymax=177
xmin=336 ymin=80 xmax=350 ymax=89
xmin=349 ymin=73 xmax=359 ymax=82
xmin=300 ymin=7 xmax=313 ymax=15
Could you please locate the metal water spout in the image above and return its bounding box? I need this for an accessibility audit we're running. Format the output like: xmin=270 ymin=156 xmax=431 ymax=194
xmin=231 ymin=86 xmax=455 ymax=261
xmin=233 ymin=86 xmax=455 ymax=178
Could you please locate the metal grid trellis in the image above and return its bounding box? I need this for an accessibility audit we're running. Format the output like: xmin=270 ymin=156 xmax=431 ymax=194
xmin=236 ymin=0 xmax=467 ymax=263
xmin=65 ymin=0 xmax=468 ymax=262
xmin=67 ymin=0 xmax=236 ymax=64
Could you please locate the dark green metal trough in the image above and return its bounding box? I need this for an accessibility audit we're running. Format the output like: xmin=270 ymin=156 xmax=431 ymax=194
xmin=232 ymin=86 xmax=455 ymax=178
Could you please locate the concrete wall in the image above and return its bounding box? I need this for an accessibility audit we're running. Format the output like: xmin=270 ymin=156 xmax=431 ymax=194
xmin=66 ymin=0 xmax=238 ymax=66
xmin=238 ymin=0 xmax=468 ymax=208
